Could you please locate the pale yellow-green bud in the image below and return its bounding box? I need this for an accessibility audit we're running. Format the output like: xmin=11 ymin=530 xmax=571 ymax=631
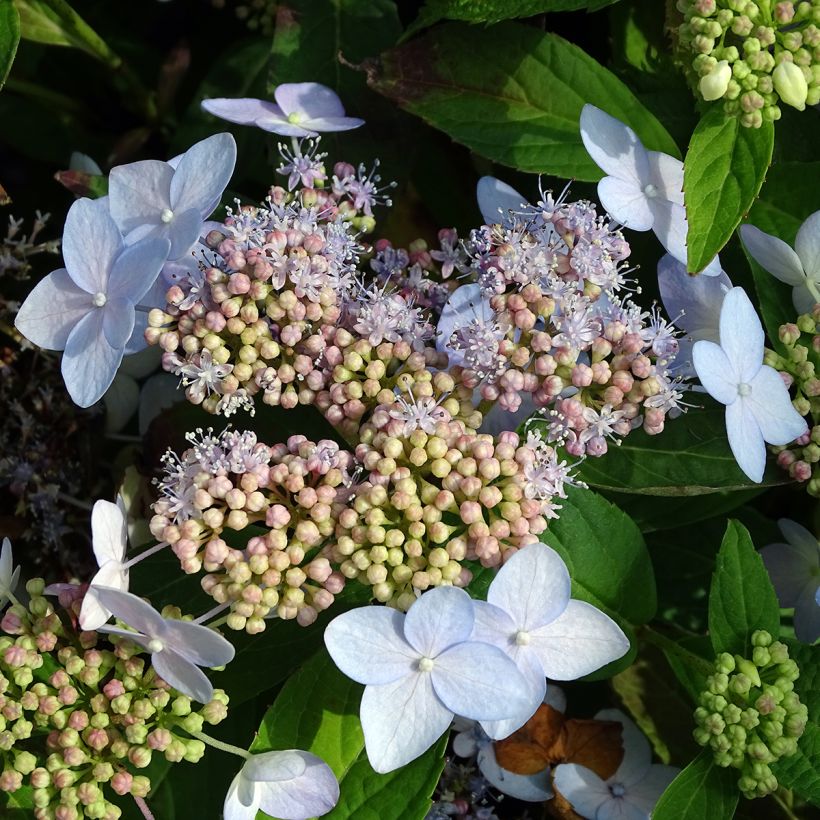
xmin=700 ymin=60 xmax=732 ymax=100
xmin=773 ymin=61 xmax=808 ymax=110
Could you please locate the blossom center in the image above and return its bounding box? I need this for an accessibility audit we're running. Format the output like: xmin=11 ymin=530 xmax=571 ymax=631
xmin=610 ymin=782 xmax=626 ymax=798
xmin=515 ymin=630 xmax=531 ymax=646
xmin=737 ymin=382 xmax=752 ymax=397
xmin=160 ymin=208 xmax=174 ymax=224
xmin=92 ymin=292 xmax=107 ymax=307
xmin=643 ymin=183 xmax=659 ymax=198
xmin=287 ymin=112 xmax=304 ymax=124
xmin=147 ymin=638 xmax=164 ymax=653
xmin=418 ymin=657 xmax=435 ymax=672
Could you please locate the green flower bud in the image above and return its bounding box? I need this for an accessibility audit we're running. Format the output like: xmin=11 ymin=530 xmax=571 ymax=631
xmin=701 ymin=60 xmax=733 ymax=99
xmin=774 ymin=61 xmax=808 ymax=109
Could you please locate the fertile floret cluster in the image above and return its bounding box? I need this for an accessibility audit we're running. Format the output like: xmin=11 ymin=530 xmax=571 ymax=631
xmin=765 ymin=306 xmax=820 ymax=494
xmin=693 ymin=631 xmax=807 ymax=798
xmin=0 ymin=579 xmax=228 ymax=819
xmin=675 ymin=0 xmax=820 ymax=126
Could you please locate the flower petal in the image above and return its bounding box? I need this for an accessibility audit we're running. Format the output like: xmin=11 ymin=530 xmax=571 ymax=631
xmin=486 ymin=544 xmax=571 ymax=631
xmin=302 ymin=116 xmax=364 ymax=133
xmin=79 ymin=562 xmax=129 ymax=631
xmin=740 ymin=224 xmax=805 ymax=286
xmin=91 ymin=500 xmax=127 ymax=565
xmin=645 ymin=151 xmax=684 ymax=206
xmin=795 ymin=211 xmax=820 ymax=281
xmin=253 ymin=753 xmax=340 ymax=820
xmin=360 ymin=673 xmax=452 ymax=773
xmin=596 ymin=798 xmax=650 ymax=820
xmin=163 ymin=208 xmax=212 ymax=261
xmin=794 ymin=584 xmax=820 ymax=644
xmin=527 ymin=600 xmax=630 ymax=680
xmin=692 ymin=340 xmax=738 ymax=406
xmin=719 ymin=287 xmax=766 ymax=383
xmin=201 ymin=97 xmax=284 ymax=126
xmin=432 ymin=640 xmax=531 ymax=722
xmin=108 ymin=237 xmax=171 ymax=303
xmin=255 ymin=120 xmax=318 ymax=137
xmin=594 ymin=709 xmax=650 ymax=786
xmin=0 ymin=539 xmax=12 ymax=591
xmin=471 ymin=599 xmax=518 ymax=649
xmin=102 ymin=297 xmax=136 ymax=350
xmin=597 ymin=177 xmax=653 ymax=231
xmin=223 ymin=773 xmax=258 ymax=820
xmin=404 ymin=586 xmax=475 ymax=657
xmin=579 ymin=105 xmax=649 ymax=185
xmin=324 ymin=606 xmax=418 ymax=685
xmin=621 ymin=765 xmax=679 ymax=814
xmin=61 ymin=197 xmax=122 ymax=294
xmin=649 ymin=198 xmax=722 ymax=276
xmin=725 ymin=398 xmax=766 ymax=483
xmin=476 ymin=176 xmax=530 ymax=226
xmin=436 ymin=283 xmax=493 ymax=363
xmin=779 ymin=519 xmax=820 ymax=559
xmin=244 ymin=750 xmax=306 ymax=782
xmin=552 ymin=763 xmax=610 ymax=818
xmin=161 ymin=619 xmax=236 ymax=668
xmin=90 ymin=586 xmax=166 ymax=637
xmin=152 ymin=647 xmax=214 ymax=703
xmin=274 ymin=82 xmax=346 ymax=119
xmin=747 ymin=365 xmax=807 ymax=446
xmin=760 ymin=542 xmax=816 ymax=608
xmin=477 ymin=744 xmax=553 ymax=802
xmin=62 ymin=309 xmax=124 ymax=407
xmin=14 ymin=269 xmax=91 ymax=351
xmin=169 ymin=133 xmax=236 ymax=220
xmin=109 ymin=160 xmax=174 ymax=236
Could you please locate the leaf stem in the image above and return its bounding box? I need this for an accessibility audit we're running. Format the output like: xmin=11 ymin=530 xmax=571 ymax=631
xmin=771 ymin=791 xmax=800 ymax=820
xmin=186 ymin=728 xmax=250 ymax=760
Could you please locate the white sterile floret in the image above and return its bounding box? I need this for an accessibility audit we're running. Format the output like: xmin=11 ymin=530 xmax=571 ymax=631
xmin=471 ymin=543 xmax=630 ymax=740
xmin=553 ymin=709 xmax=679 ymax=820
xmin=91 ymin=586 xmax=235 ymax=703
xmin=740 ymin=211 xmax=820 ymax=313
xmin=692 ymin=287 xmax=808 ymax=483
xmin=579 ymin=105 xmax=721 ymax=276
xmin=14 ymin=198 xmax=170 ymax=407
xmin=79 ymin=497 xmax=131 ymax=631
xmin=223 ymin=750 xmax=339 ymax=820
xmin=0 ymin=538 xmax=20 ymax=610
xmin=323 ymin=586 xmax=532 ymax=773
xmin=761 ymin=519 xmax=820 ymax=644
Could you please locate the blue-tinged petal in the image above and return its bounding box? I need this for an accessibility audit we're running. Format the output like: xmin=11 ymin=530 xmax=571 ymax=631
xmin=108 ymin=237 xmax=171 ymax=303
xmin=102 ymin=297 xmax=136 ymax=349
xmin=725 ymin=399 xmax=766 ymax=483
xmin=795 ymin=210 xmax=820 ymax=281
xmin=253 ymin=753 xmax=340 ymax=820
xmin=255 ymin=120 xmax=318 ymax=138
xmin=201 ymin=97 xmax=284 ymax=126
xmin=90 ymin=586 xmax=165 ymax=636
xmin=692 ymin=340 xmax=738 ymax=405
xmin=527 ymin=600 xmax=629 ymax=681
xmin=594 ymin=709 xmax=650 ymax=786
xmin=433 ymin=641 xmax=531 ymax=721
xmin=648 ymin=198 xmax=722 ymax=276
xmin=779 ymin=519 xmax=820 ymax=560
xmin=747 ymin=365 xmax=807 ymax=446
xmin=14 ymin=269 xmax=91 ymax=350
xmin=740 ymin=224 xmax=805 ymax=286
xmin=274 ymin=83 xmax=346 ymax=119
xmin=69 ymin=151 xmax=103 ymax=175
xmin=360 ymin=673 xmax=452 ymax=773
xmin=403 ymin=586 xmax=474 ymax=657
xmin=161 ymin=618 xmax=235 ymax=668
xmin=596 ymin=798 xmax=648 ymax=820
xmin=486 ymin=544 xmax=571 ymax=631
xmin=109 ymin=160 xmax=174 ymax=235
xmin=476 ymin=177 xmax=531 ymax=226
xmin=62 ymin=198 xmax=122 ymax=293
xmin=597 ymin=177 xmax=653 ymax=231
xmin=223 ymin=773 xmax=259 ymax=820
xmin=792 ymin=282 xmax=817 ymax=315
xmin=761 ymin=541 xmax=815 ymax=609
xmin=169 ymin=133 xmax=236 ymax=220
xmin=471 ymin=599 xmax=517 ymax=649
xmin=302 ymin=116 xmax=364 ymax=133
xmin=436 ymin=283 xmax=493 ymax=363
xmin=79 ymin=562 xmax=129 ymax=631
xmin=477 ymin=744 xmax=553 ymax=802
xmin=579 ymin=105 xmax=649 ymax=185
xmin=552 ymin=763 xmax=610 ymax=818
xmin=125 ymin=272 xmax=171 ymax=355
xmin=645 ymin=151 xmax=685 ymax=206
xmin=479 ymin=648 xmax=546 ymax=740
xmin=152 ymin=647 xmax=213 ymax=703
xmin=794 ymin=584 xmax=820 ymax=644
xmin=91 ymin=500 xmax=127 ymax=565
xmin=324 ymin=606 xmax=418 ymax=685
xmin=62 ymin=309 xmax=123 ymax=407
xmin=163 ymin=208 xmax=209 ymax=261
xmin=244 ymin=751 xmax=306 ymax=782
xmin=718 ymin=287 xmax=765 ymax=383
xmin=621 ymin=765 xmax=679 ymax=815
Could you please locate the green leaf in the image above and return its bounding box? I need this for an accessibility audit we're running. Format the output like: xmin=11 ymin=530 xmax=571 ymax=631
xmin=367 ymin=21 xmax=679 ymax=181
xmin=252 ymin=649 xmax=364 ymax=779
xmin=0 ymin=0 xmax=20 ymax=89
xmin=708 ymin=520 xmax=780 ymax=656
xmin=14 ymin=0 xmax=72 ymax=46
xmin=683 ymin=106 xmax=774 ymax=273
xmin=543 ymin=486 xmax=656 ymax=626
xmin=771 ymin=642 xmax=820 ymax=805
xmin=653 ymin=749 xmax=739 ymax=820
xmin=323 ymin=736 xmax=447 ymax=820
xmin=572 ymin=397 xmax=789 ymax=495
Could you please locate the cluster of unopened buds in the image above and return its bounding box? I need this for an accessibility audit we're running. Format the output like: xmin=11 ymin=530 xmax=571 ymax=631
xmin=693 ymin=631 xmax=807 ymax=798
xmin=0 ymin=579 xmax=228 ymax=819
xmin=676 ymin=0 xmax=820 ymax=125
xmin=765 ymin=305 xmax=820 ymax=494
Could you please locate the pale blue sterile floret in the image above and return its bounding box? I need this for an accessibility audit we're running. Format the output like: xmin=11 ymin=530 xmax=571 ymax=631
xmin=323 ymin=585 xmax=531 ymax=774
xmin=761 ymin=519 xmax=820 ymax=644
xmin=579 ymin=104 xmax=722 ymax=276
xmin=740 ymin=210 xmax=820 ymax=314
xmin=0 ymin=537 xmax=20 ymax=610
xmin=14 ymin=197 xmax=170 ymax=407
xmin=692 ymin=286 xmax=808 ymax=483
xmin=202 ymin=82 xmax=365 ymax=138
xmin=223 ymin=749 xmax=339 ymax=820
